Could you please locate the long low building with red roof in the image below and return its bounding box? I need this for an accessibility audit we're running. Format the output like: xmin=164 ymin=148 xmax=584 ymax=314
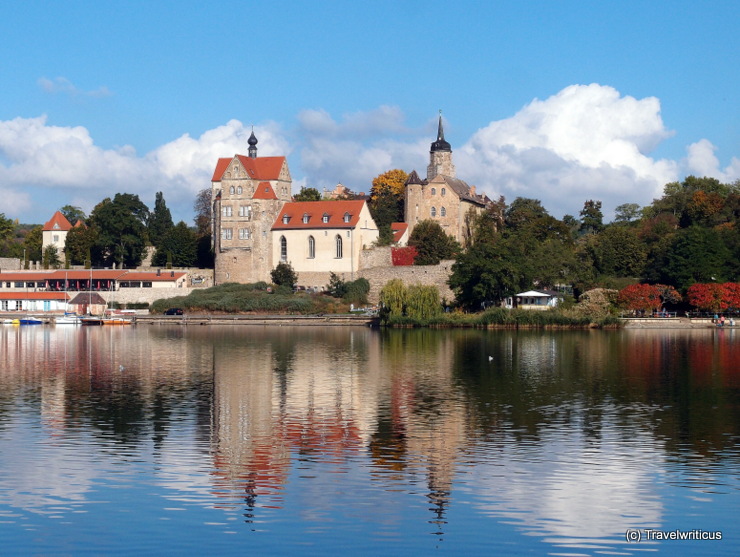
xmin=0 ymin=291 xmax=71 ymax=312
xmin=0 ymin=269 xmax=187 ymax=292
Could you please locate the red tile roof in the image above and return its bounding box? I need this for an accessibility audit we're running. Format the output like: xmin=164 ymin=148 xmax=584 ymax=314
xmin=272 ymin=200 xmax=366 ymax=230
xmin=252 ymin=181 xmax=278 ymax=200
xmin=0 ymin=292 xmax=70 ymax=301
xmin=121 ymin=271 xmax=187 ymax=281
xmin=211 ymin=155 xmax=286 ymax=182
xmin=391 ymin=222 xmax=408 ymax=243
xmin=43 ymin=211 xmax=73 ymax=232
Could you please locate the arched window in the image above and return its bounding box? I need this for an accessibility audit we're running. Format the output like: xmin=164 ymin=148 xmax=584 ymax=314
xmin=431 ymin=187 xmax=436 ymax=195
xmin=229 ymin=186 xmax=235 ymax=194
xmin=440 ymin=206 xmax=446 ymax=217
xmin=441 ymin=188 xmax=446 ymax=196
xmin=431 ymin=206 xmax=437 ymax=217
xmin=280 ymin=236 xmax=287 ymax=261
xmin=335 ymin=235 xmax=343 ymax=258
xmin=237 ymin=186 xmax=243 ymax=194
xmin=308 ymin=236 xmax=315 ymax=258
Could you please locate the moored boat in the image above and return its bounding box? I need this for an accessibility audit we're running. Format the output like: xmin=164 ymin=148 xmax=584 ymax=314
xmin=19 ymin=317 xmax=44 ymax=325
xmin=55 ymin=313 xmax=82 ymax=325
xmin=80 ymin=316 xmax=104 ymax=326
xmin=102 ymin=317 xmax=132 ymax=325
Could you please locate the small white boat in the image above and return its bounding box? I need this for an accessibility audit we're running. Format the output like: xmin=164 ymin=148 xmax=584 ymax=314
xmin=55 ymin=313 xmax=82 ymax=325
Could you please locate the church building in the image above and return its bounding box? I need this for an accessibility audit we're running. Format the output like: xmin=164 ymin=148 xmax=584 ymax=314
xmin=404 ymin=115 xmax=491 ymax=245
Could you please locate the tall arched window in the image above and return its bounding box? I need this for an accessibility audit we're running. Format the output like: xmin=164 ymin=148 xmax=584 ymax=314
xmin=440 ymin=206 xmax=446 ymax=217
xmin=308 ymin=236 xmax=315 ymax=259
xmin=280 ymin=236 xmax=287 ymax=262
xmin=431 ymin=206 xmax=437 ymax=217
xmin=229 ymin=186 xmax=235 ymax=194
xmin=431 ymin=187 xmax=436 ymax=195
xmin=335 ymin=235 xmax=343 ymax=258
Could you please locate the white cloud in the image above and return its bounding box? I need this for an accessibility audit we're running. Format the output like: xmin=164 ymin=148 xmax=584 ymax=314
xmin=456 ymin=84 xmax=680 ymax=217
xmin=684 ymin=139 xmax=740 ymax=183
xmin=0 ymin=115 xmax=289 ymax=223
xmin=38 ymin=76 xmax=112 ymax=98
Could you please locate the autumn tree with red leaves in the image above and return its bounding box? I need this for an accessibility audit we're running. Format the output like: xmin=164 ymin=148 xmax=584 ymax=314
xmin=617 ymin=284 xmax=662 ymax=312
xmin=687 ymin=283 xmax=740 ymax=312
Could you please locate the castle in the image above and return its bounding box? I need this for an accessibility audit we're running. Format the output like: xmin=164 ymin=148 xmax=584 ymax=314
xmin=211 ymin=116 xmax=490 ymax=287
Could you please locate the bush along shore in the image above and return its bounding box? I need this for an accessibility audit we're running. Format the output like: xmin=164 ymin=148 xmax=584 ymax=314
xmin=380 ymin=307 xmax=622 ymax=329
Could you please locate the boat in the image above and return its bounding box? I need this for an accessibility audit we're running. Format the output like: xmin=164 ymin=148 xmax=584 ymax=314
xmin=80 ymin=316 xmax=104 ymax=326
xmin=19 ymin=316 xmax=44 ymax=325
xmin=102 ymin=317 xmax=132 ymax=325
xmin=55 ymin=313 xmax=82 ymax=325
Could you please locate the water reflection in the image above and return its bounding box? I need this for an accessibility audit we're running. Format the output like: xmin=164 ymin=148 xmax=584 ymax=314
xmin=0 ymin=325 xmax=737 ymax=555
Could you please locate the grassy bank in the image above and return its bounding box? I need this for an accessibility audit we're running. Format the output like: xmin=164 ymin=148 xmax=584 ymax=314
xmin=150 ymin=282 xmax=345 ymax=315
xmin=382 ymin=307 xmax=622 ymax=329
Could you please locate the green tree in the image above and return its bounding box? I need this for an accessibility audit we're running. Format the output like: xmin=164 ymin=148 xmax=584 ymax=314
xmin=59 ymin=205 xmax=86 ymax=226
xmin=408 ymin=219 xmax=460 ymax=265
xmin=23 ymin=226 xmax=43 ymax=265
xmin=580 ymin=200 xmax=604 ymax=235
xmin=613 ymin=203 xmax=641 ymax=224
xmin=293 ymin=187 xmax=322 ymax=201
xmin=64 ymin=224 xmax=97 ymax=266
xmin=42 ymin=244 xmax=62 ymax=269
xmin=0 ymin=213 xmax=14 ymax=243
xmin=646 ymin=226 xmax=733 ymax=290
xmin=194 ymin=188 xmax=212 ymax=236
xmin=594 ymin=226 xmax=647 ymax=277
xmin=271 ymin=261 xmax=297 ymax=288
xmin=148 ymin=191 xmax=174 ymax=248
xmin=152 ymin=221 xmax=197 ymax=267
xmin=505 ymin=197 xmax=549 ymax=229
xmin=90 ymin=193 xmax=150 ymax=267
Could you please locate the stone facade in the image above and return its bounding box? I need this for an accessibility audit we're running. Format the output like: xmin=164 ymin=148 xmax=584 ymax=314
xmin=359 ymin=260 xmax=456 ymax=305
xmin=405 ymin=116 xmax=490 ymax=245
xmin=212 ymin=138 xmax=292 ymax=285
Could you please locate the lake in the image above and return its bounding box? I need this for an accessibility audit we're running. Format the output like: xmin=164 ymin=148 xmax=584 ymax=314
xmin=0 ymin=324 xmax=738 ymax=555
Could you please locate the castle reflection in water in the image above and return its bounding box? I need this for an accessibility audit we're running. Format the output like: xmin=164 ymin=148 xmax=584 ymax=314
xmin=0 ymin=324 xmax=738 ymax=551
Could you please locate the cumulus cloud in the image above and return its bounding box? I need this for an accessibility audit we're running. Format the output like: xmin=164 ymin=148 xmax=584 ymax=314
xmin=38 ymin=76 xmax=112 ymax=98
xmin=456 ymin=84 xmax=680 ymax=217
xmin=684 ymin=139 xmax=740 ymax=183
xmin=0 ymin=115 xmax=288 ymax=222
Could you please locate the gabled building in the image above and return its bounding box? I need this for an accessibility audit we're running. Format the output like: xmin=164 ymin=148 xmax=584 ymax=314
xmin=42 ymin=211 xmax=73 ymax=258
xmin=272 ymin=200 xmax=378 ymax=285
xmin=211 ymin=130 xmax=292 ymax=284
xmin=405 ymin=115 xmax=491 ymax=245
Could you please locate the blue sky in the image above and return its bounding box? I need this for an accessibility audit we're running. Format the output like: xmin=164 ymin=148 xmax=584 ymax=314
xmin=0 ymin=1 xmax=737 ymax=225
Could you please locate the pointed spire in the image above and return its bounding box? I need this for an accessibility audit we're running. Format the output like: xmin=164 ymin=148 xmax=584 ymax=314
xmin=430 ymin=111 xmax=451 ymax=153
xmin=248 ymin=125 xmax=258 ymax=158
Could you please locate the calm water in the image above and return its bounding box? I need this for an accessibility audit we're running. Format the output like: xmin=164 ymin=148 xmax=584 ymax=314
xmin=0 ymin=324 xmax=738 ymax=555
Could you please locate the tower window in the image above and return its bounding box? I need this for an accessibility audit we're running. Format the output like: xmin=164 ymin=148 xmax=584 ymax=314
xmin=441 ymin=207 xmax=446 ymax=217
xmin=431 ymin=188 xmax=436 ymax=195
xmin=431 ymin=206 xmax=437 ymax=217
xmin=229 ymin=186 xmax=235 ymax=194
xmin=237 ymin=186 xmax=243 ymax=194
xmin=441 ymin=188 xmax=446 ymax=196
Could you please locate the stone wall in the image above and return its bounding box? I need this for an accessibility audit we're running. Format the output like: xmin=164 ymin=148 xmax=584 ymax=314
xmin=359 ymin=260 xmax=455 ymax=305
xmin=0 ymin=258 xmax=21 ymax=271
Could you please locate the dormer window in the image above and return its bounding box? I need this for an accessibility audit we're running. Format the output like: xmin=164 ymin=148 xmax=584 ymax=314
xmin=322 ymin=213 xmax=330 ymax=223
xmin=282 ymin=214 xmax=290 ymax=224
xmin=343 ymin=212 xmax=351 ymax=223
xmin=302 ymin=213 xmax=310 ymax=224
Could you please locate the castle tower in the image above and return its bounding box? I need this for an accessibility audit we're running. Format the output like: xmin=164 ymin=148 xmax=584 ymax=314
xmin=426 ymin=113 xmax=455 ymax=180
xmin=248 ymin=128 xmax=258 ymax=159
xmin=404 ymin=170 xmax=424 ymax=227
